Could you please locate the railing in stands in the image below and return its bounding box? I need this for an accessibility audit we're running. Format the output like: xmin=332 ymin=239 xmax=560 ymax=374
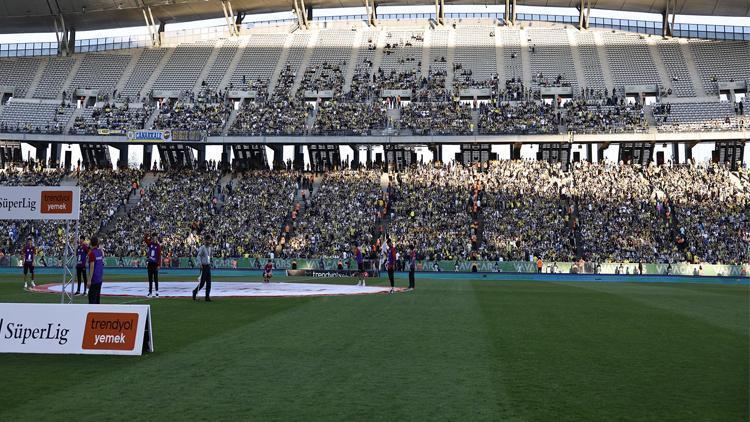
xmin=1 ymin=12 xmax=748 ymax=58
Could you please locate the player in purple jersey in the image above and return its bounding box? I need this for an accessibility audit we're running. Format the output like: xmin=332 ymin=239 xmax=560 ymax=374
xmin=22 ymin=238 xmax=36 ymax=290
xmin=87 ymin=237 xmax=105 ymax=304
xmin=144 ymin=233 xmax=161 ymax=297
xmin=75 ymin=236 xmax=89 ymax=296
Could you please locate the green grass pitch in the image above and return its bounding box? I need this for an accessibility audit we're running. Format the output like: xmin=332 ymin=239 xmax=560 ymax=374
xmin=0 ymin=271 xmax=747 ymax=421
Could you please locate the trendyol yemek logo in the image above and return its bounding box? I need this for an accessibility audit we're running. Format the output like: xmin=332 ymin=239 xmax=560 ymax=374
xmin=82 ymin=313 xmax=139 ymax=351
xmin=40 ymin=190 xmax=73 ymax=214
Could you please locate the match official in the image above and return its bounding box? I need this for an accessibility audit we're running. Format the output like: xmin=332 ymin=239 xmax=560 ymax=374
xmin=192 ymin=235 xmax=212 ymax=302
xmin=87 ymin=237 xmax=104 ymax=304
xmin=408 ymin=245 xmax=416 ymax=290
xmin=387 ymin=238 xmax=396 ymax=294
xmin=75 ymin=236 xmax=88 ymax=296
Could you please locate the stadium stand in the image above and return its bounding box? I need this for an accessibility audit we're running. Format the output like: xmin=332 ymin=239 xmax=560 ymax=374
xmin=574 ymin=30 xmax=607 ymax=94
xmin=656 ymin=41 xmax=697 ymax=97
xmin=120 ymin=49 xmax=167 ymax=100
xmin=453 ymin=26 xmax=497 ymax=90
xmin=688 ymin=40 xmax=750 ymax=95
xmin=229 ymin=33 xmax=287 ymax=88
xmin=33 ymin=57 xmax=75 ymax=99
xmin=602 ymin=32 xmax=662 ymax=88
xmin=204 ymin=39 xmax=240 ymax=90
xmin=151 ymin=41 xmax=215 ymax=92
xmin=653 ymin=101 xmax=738 ymax=131
xmin=0 ymin=100 xmax=74 ymax=133
xmin=527 ymin=28 xmax=578 ymax=92
xmin=69 ymin=102 xmax=152 ymax=135
xmin=0 ymin=23 xmax=746 ymax=135
xmin=0 ymin=57 xmax=42 ymax=98
xmin=68 ymin=53 xmax=132 ymax=95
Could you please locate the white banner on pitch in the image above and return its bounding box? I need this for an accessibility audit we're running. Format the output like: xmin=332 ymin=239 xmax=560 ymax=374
xmin=0 ymin=186 xmax=80 ymax=221
xmin=0 ymin=303 xmax=153 ymax=355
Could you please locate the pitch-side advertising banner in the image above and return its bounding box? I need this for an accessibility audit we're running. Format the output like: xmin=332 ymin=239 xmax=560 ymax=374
xmin=0 ymin=303 xmax=153 ymax=355
xmin=0 ymin=186 xmax=80 ymax=221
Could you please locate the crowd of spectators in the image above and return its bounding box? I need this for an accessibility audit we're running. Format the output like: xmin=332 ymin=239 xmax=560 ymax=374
xmin=0 ymin=158 xmax=746 ymax=267
xmin=400 ymin=102 xmax=473 ymax=135
xmin=313 ymin=100 xmax=388 ymax=136
xmin=69 ymin=101 xmax=152 ymax=135
xmin=479 ymin=101 xmax=558 ymax=135
xmin=387 ymin=165 xmax=474 ymax=261
xmin=209 ymin=172 xmax=298 ymax=258
xmin=479 ymin=161 xmax=576 ymax=262
xmin=299 ymin=62 xmax=345 ymax=95
xmin=285 ymin=170 xmax=385 ymax=258
xmin=153 ymin=88 xmax=231 ymax=136
xmin=229 ymin=67 xmax=313 ymax=136
xmin=77 ymin=168 xmax=144 ymax=243
xmin=562 ymin=99 xmax=647 ymax=134
xmin=105 ymin=169 xmax=221 ymax=258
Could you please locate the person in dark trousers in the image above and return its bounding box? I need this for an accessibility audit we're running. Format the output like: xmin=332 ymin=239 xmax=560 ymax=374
xmin=408 ymin=245 xmax=416 ymax=290
xmin=386 ymin=238 xmax=396 ymax=294
xmin=193 ymin=234 xmax=212 ymax=302
xmin=145 ymin=233 xmax=161 ymax=297
xmin=75 ymin=236 xmax=89 ymax=296
xmin=354 ymin=244 xmax=366 ymax=286
xmin=87 ymin=237 xmax=104 ymax=304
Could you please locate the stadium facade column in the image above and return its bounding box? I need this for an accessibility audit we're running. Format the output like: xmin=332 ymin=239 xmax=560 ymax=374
xmin=271 ymin=145 xmax=284 ymax=170
xmin=586 ymin=143 xmax=593 ymax=162
xmin=351 ymin=145 xmax=360 ymax=169
xmin=511 ymin=143 xmax=522 ymax=160
xmin=578 ymin=0 xmax=591 ymax=30
xmin=143 ymin=144 xmax=153 ymax=171
xmin=196 ymin=145 xmax=206 ymax=170
xmin=504 ymin=0 xmax=517 ymax=26
xmin=662 ymin=0 xmax=676 ymax=37
xmin=34 ymin=142 xmax=49 ymax=167
xmin=597 ymin=142 xmax=609 ymax=162
xmin=435 ymin=0 xmax=445 ymax=25
xmin=114 ymin=144 xmax=129 ymax=169
xmin=428 ymin=144 xmax=442 ymax=163
xmin=672 ymin=142 xmax=680 ymax=164
xmin=685 ymin=141 xmax=697 ymax=162
xmin=220 ymin=145 xmax=231 ymax=170
xmin=293 ymin=145 xmax=305 ymax=171
xmin=49 ymin=143 xmax=61 ymax=168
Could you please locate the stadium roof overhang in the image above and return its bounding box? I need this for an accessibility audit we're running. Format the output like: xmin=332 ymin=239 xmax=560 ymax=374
xmin=0 ymin=0 xmax=748 ymax=34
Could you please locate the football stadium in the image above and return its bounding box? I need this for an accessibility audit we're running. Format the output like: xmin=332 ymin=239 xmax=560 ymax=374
xmin=0 ymin=0 xmax=748 ymax=419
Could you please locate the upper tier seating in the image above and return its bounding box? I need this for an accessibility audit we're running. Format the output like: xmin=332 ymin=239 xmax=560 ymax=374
xmin=204 ymin=39 xmax=240 ymax=90
xmin=120 ymin=48 xmax=167 ymax=100
xmin=69 ymin=53 xmax=132 ymax=95
xmin=230 ymin=33 xmax=287 ymax=88
xmin=0 ymin=57 xmax=42 ymax=98
xmin=602 ymin=32 xmax=661 ymax=88
xmin=688 ymin=40 xmax=750 ymax=96
xmin=152 ymin=41 xmax=214 ymax=92
xmin=0 ymin=100 xmax=74 ymax=133
xmin=33 ymin=57 xmax=75 ymax=99
xmin=657 ymin=41 xmax=696 ymax=97
xmin=454 ymin=26 xmax=497 ymax=86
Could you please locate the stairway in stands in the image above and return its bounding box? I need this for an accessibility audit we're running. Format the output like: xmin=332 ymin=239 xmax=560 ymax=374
xmin=567 ymin=169 xmax=583 ymax=259
xmin=101 ymin=172 xmax=159 ymax=234
xmin=277 ymin=174 xmax=318 ymax=256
